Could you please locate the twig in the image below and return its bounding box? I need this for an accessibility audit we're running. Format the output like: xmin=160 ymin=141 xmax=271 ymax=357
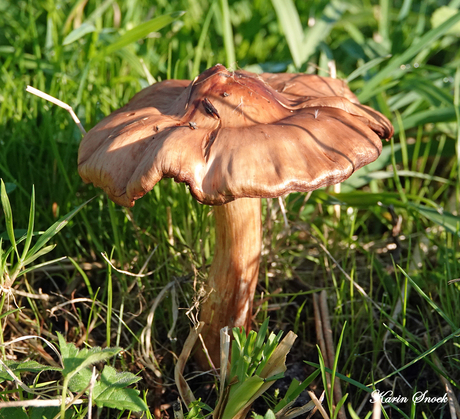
xmin=26 ymin=86 xmax=86 ymax=135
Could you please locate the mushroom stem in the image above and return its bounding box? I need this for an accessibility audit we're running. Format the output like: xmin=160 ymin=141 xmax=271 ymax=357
xmin=198 ymin=197 xmax=262 ymax=367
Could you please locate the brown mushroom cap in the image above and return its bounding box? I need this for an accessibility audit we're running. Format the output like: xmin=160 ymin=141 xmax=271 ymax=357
xmin=78 ymin=64 xmax=394 ymax=207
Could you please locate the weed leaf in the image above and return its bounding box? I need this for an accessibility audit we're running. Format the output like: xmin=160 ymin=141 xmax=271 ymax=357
xmin=91 ymin=366 xmax=147 ymax=411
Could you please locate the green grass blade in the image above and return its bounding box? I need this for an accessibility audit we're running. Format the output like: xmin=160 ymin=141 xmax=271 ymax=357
xmin=274 ymin=369 xmax=320 ymax=412
xmin=84 ymin=0 xmax=117 ymax=23
xmin=378 ymin=0 xmax=391 ymax=48
xmin=407 ymin=202 xmax=460 ymax=236
xmin=24 ymin=199 xmax=91 ymax=263
xmin=271 ymin=0 xmax=305 ymax=68
xmin=103 ymin=11 xmax=185 ymax=55
xmin=331 ymin=321 xmax=347 ymax=418
xmin=20 ymin=185 xmax=35 ymax=263
xmin=0 ymin=179 xmax=18 ymax=257
xmin=373 ymin=326 xmax=460 ymax=386
xmin=20 ymin=244 xmax=56 ymax=267
xmin=19 ymin=256 xmax=67 ymax=278
xmin=219 ymin=0 xmax=236 ymax=68
xmin=455 ymin=66 xmax=460 ymax=188
xmin=358 ymin=11 xmax=460 ymax=102
xmin=346 ymin=55 xmax=392 ymax=83
xmin=191 ymin=1 xmax=216 ymax=78
xmin=68 ymin=256 xmax=94 ymax=299
xmin=302 ymin=0 xmax=347 ymax=66
xmin=304 ymin=361 xmax=411 ymax=419
xmin=394 ymin=106 xmax=458 ymax=135
xmin=62 ymin=22 xmax=97 ymax=46
xmin=397 ymin=266 xmax=457 ymax=329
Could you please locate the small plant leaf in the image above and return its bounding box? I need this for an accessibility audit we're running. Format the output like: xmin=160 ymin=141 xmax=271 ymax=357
xmin=68 ymin=366 xmax=92 ymax=393
xmin=58 ymin=332 xmax=121 ymax=378
xmin=92 ymin=366 xmax=147 ymax=411
xmin=0 ymin=407 xmax=28 ymax=419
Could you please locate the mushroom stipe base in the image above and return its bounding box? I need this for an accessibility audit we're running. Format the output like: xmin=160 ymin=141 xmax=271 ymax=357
xmin=196 ymin=197 xmax=262 ymax=367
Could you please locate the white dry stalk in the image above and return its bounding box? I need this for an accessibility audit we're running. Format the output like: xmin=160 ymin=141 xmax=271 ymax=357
xmin=372 ymin=391 xmax=381 ymax=419
xmin=87 ymin=366 xmax=98 ymax=419
xmin=26 ymin=86 xmax=86 ymax=135
xmin=0 ymin=398 xmax=84 ymax=409
xmin=101 ymin=251 xmax=157 ymax=277
xmin=49 ymin=297 xmax=103 ymax=317
xmin=425 ymin=335 xmax=460 ymax=419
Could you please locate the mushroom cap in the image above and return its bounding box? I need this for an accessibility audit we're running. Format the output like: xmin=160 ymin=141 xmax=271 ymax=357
xmin=78 ymin=64 xmax=394 ymax=207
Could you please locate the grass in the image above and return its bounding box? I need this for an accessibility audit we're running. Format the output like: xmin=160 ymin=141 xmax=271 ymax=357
xmin=1 ymin=0 xmax=460 ymax=417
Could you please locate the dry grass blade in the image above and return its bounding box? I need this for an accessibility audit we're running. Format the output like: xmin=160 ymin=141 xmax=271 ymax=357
xmin=174 ymin=322 xmax=204 ymax=407
xmin=307 ymin=390 xmax=329 ymax=419
xmin=101 ymin=251 xmax=157 ymax=277
xmin=219 ymin=326 xmax=230 ymax=398
xmin=259 ymin=331 xmax=297 ymax=379
xmin=25 ymin=86 xmax=86 ymax=135
xmin=1 ymin=334 xmax=63 ymax=368
xmin=139 ymin=279 xmax=177 ymax=370
xmin=313 ymin=291 xmax=346 ymax=419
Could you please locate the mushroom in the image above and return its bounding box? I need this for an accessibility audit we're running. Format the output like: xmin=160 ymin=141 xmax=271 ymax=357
xmin=78 ymin=64 xmax=394 ymax=367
